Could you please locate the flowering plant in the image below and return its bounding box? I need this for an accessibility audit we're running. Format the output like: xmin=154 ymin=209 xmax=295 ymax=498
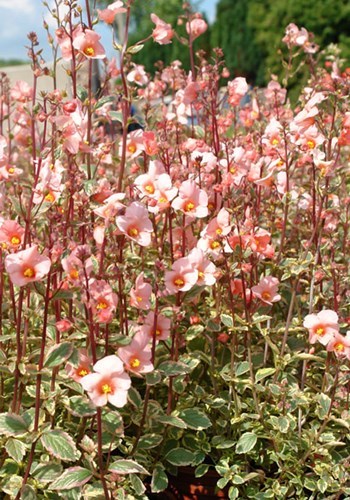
xmin=0 ymin=2 xmax=349 ymax=499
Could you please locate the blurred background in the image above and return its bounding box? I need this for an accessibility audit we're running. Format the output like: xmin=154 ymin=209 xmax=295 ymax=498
xmin=0 ymin=0 xmax=349 ymax=88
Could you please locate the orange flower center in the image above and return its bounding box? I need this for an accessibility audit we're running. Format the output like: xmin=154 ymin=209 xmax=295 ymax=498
xmin=7 ymin=166 xmax=15 ymax=174
xmin=70 ymin=269 xmax=79 ymax=280
xmin=130 ymin=357 xmax=141 ymax=368
xmin=261 ymin=291 xmax=272 ymax=301
xmin=159 ymin=196 xmax=167 ymax=204
xmin=306 ymin=139 xmax=316 ymax=149
xmin=155 ymin=328 xmax=161 ymax=336
xmin=10 ymin=235 xmax=21 ymax=245
xmin=271 ymin=138 xmax=280 ymax=146
xmin=334 ymin=343 xmax=345 ymax=352
xmin=84 ymin=46 xmax=95 ymax=57
xmin=174 ymin=277 xmax=185 ymax=287
xmin=210 ymin=240 xmax=220 ymax=249
xmin=128 ymin=226 xmax=139 ymax=237
xmin=127 ymin=143 xmax=137 ymax=154
xmin=216 ymin=228 xmax=222 ymax=235
xmin=23 ymin=266 xmax=35 ymax=278
xmin=184 ymin=200 xmax=195 ymax=212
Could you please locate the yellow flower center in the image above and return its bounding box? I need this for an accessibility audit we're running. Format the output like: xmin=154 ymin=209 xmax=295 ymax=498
xmin=216 ymin=228 xmax=222 ymax=235
xmin=23 ymin=266 xmax=35 ymax=278
xmin=128 ymin=144 xmax=137 ymax=154
xmin=78 ymin=368 xmax=89 ymax=377
xmin=7 ymin=166 xmax=15 ymax=174
xmin=96 ymin=300 xmax=108 ymax=310
xmin=174 ymin=277 xmax=185 ymax=287
xmin=128 ymin=226 xmax=139 ymax=237
xmin=155 ymin=328 xmax=161 ymax=336
xmin=145 ymin=184 xmax=155 ymax=194
xmin=10 ymin=235 xmax=21 ymax=245
xmin=184 ymin=200 xmax=195 ymax=212
xmin=136 ymin=296 xmax=143 ymax=302
xmin=198 ymin=271 xmax=205 ymax=279
xmin=306 ymin=139 xmax=316 ymax=149
xmin=210 ymin=240 xmax=220 ymax=249
xmin=316 ymin=327 xmax=325 ymax=336
xmin=159 ymin=197 xmax=167 ymax=204
xmin=84 ymin=46 xmax=95 ymax=57
xmin=101 ymin=383 xmax=112 ymax=394
xmin=271 ymin=138 xmax=280 ymax=146
xmin=130 ymin=357 xmax=141 ymax=368
xmin=334 ymin=343 xmax=345 ymax=352
xmin=45 ymin=192 xmax=55 ymax=203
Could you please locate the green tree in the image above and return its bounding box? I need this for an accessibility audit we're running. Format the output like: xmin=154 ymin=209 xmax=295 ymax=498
xmin=210 ymin=0 xmax=264 ymax=84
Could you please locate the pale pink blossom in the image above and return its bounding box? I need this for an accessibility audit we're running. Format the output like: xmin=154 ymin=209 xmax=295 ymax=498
xmin=98 ymin=1 xmax=126 ymax=24
xmin=252 ymin=276 xmax=281 ymax=305
xmin=171 ymin=179 xmax=208 ymax=218
xmin=164 ymin=256 xmax=198 ymax=294
xmin=80 ymin=355 xmax=131 ymax=407
xmin=143 ymin=311 xmax=171 ymax=342
xmin=73 ymin=29 xmax=106 ymax=59
xmin=228 ymin=77 xmax=249 ymax=106
xmin=10 ymin=81 xmax=33 ymax=102
xmin=303 ymin=310 xmax=339 ymax=345
xmin=118 ymin=331 xmax=154 ymax=374
xmin=5 ymin=245 xmax=51 ymax=287
xmin=66 ymin=349 xmax=92 ymax=382
xmin=89 ymin=279 xmax=118 ymax=324
xmin=186 ymin=17 xmax=207 ymax=40
xmin=130 ymin=273 xmax=152 ymax=310
xmin=127 ymin=65 xmax=149 ymax=86
xmin=0 ymin=220 xmax=24 ymax=249
xmin=116 ymin=202 xmax=153 ymax=246
xmin=188 ymin=248 xmax=217 ymax=286
xmin=326 ymin=332 xmax=350 ymax=359
xmin=151 ymin=13 xmax=174 ymax=45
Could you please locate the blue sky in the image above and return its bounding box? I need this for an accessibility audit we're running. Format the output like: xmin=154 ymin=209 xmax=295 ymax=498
xmin=0 ymin=0 xmax=218 ymax=62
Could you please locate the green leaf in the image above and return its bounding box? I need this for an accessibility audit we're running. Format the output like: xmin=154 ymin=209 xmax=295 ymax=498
xmin=158 ymin=361 xmax=191 ymax=376
xmin=236 ymin=432 xmax=258 ymax=454
xmin=0 ymin=413 xmax=28 ymax=436
xmin=178 ymin=409 xmax=211 ymax=430
xmin=32 ymin=463 xmax=63 ymax=483
xmin=151 ymin=464 xmax=168 ymax=493
xmin=21 ymin=484 xmax=37 ymax=500
xmin=128 ymin=387 xmax=142 ymax=408
xmin=5 ymin=438 xmax=26 ymax=462
xmin=317 ymin=393 xmax=331 ymax=419
xmin=221 ymin=314 xmax=233 ymax=328
xmin=127 ymin=43 xmax=144 ymax=54
xmin=145 ymin=370 xmax=162 ymax=385
xmin=50 ymin=467 xmax=92 ymax=490
xmin=109 ymin=459 xmax=149 ymax=475
xmin=165 ymin=448 xmax=195 ymax=466
xmin=158 ymin=415 xmax=187 ymax=429
xmin=255 ymin=367 xmax=276 ymax=383
xmin=66 ymin=396 xmax=97 ymax=418
xmin=235 ymin=361 xmax=250 ymax=377
xmin=195 ymin=464 xmax=209 ymax=477
xmin=229 ymin=486 xmax=239 ymax=499
xmin=45 ymin=342 xmax=73 ymax=368
xmin=138 ymin=434 xmax=163 ymax=450
xmin=41 ymin=430 xmax=80 ymax=462
xmin=130 ymin=474 xmax=146 ymax=495
xmin=1 ymin=474 xmax=22 ymax=497
xmin=77 ymin=85 xmax=88 ymax=102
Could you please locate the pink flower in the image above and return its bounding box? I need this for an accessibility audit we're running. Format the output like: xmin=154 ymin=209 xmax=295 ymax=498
xmin=116 ymin=202 xmax=153 ymax=247
xmin=5 ymin=245 xmax=51 ymax=287
xmin=228 ymin=77 xmax=249 ymax=106
xmin=73 ymin=29 xmax=106 ymax=59
xmin=188 ymin=248 xmax=217 ymax=286
xmin=118 ymin=331 xmax=154 ymax=374
xmin=171 ymin=179 xmax=208 ymax=218
xmin=0 ymin=220 xmax=24 ymax=249
xmin=127 ymin=65 xmax=149 ymax=86
xmin=143 ymin=311 xmax=171 ymax=342
xmin=56 ymin=319 xmax=73 ymax=333
xmin=151 ymin=13 xmax=174 ymax=45
xmin=98 ymin=1 xmax=126 ymax=24
xmin=326 ymin=332 xmax=350 ymax=359
xmin=186 ymin=18 xmax=207 ymax=40
xmin=89 ymin=279 xmax=118 ymax=324
xmin=66 ymin=349 xmax=92 ymax=382
xmin=252 ymin=276 xmax=281 ymax=305
xmin=164 ymin=256 xmax=198 ymax=294
xmin=130 ymin=273 xmax=152 ymax=310
xmin=303 ymin=310 xmax=339 ymax=345
xmin=80 ymin=355 xmax=131 ymax=407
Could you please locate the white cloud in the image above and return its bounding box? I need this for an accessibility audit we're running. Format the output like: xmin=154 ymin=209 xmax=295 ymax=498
xmin=0 ymin=0 xmax=34 ymax=13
